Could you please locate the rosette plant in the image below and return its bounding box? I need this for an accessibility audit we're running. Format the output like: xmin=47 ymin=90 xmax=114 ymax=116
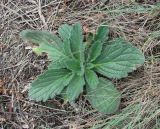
xmin=20 ymin=22 xmax=145 ymax=114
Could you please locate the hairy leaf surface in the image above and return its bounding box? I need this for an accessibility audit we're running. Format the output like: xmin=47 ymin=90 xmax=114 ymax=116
xmin=94 ymin=24 xmax=109 ymax=42
xmin=65 ymin=59 xmax=81 ymax=73
xmin=29 ymin=69 xmax=73 ymax=102
xmin=20 ymin=29 xmax=63 ymax=48
xmin=85 ymin=69 xmax=99 ymax=89
xmin=70 ymin=22 xmax=85 ymax=75
xmin=63 ymin=39 xmax=73 ymax=58
xmin=87 ymin=40 xmax=103 ymax=62
xmin=70 ymin=22 xmax=84 ymax=60
xmin=87 ymin=25 xmax=109 ymax=62
xmin=67 ymin=75 xmax=85 ymax=102
xmin=87 ymin=78 xmax=121 ymax=114
xmin=20 ymin=30 xmax=75 ymax=70
xmin=20 ymin=23 xmax=145 ymax=114
xmin=48 ymin=59 xmax=66 ymax=69
xmin=58 ymin=24 xmax=72 ymax=41
xmin=94 ymin=38 xmax=145 ymax=78
xmin=20 ymin=30 xmax=65 ymax=61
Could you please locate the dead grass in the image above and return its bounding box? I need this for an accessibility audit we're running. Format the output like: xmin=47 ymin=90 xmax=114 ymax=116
xmin=0 ymin=0 xmax=160 ymax=129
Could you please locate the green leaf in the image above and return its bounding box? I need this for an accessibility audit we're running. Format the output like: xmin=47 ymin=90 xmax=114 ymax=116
xmin=87 ymin=25 xmax=109 ymax=62
xmin=85 ymin=69 xmax=99 ymax=89
xmin=40 ymin=43 xmax=63 ymax=61
xmin=20 ymin=30 xmax=65 ymax=61
xmin=29 ymin=69 xmax=73 ymax=102
xmin=48 ymin=59 xmax=66 ymax=69
xmin=94 ymin=38 xmax=145 ymax=78
xmin=94 ymin=24 xmax=109 ymax=42
xmin=87 ymin=40 xmax=103 ymax=62
xmin=86 ymin=63 xmax=95 ymax=69
xmin=67 ymin=75 xmax=85 ymax=102
xmin=20 ymin=29 xmax=63 ymax=48
xmin=79 ymin=44 xmax=85 ymax=76
xmin=48 ymin=55 xmax=78 ymax=71
xmin=20 ymin=29 xmax=74 ymax=70
xmin=48 ymin=39 xmax=75 ymax=70
xmin=65 ymin=59 xmax=81 ymax=74
xmin=58 ymin=24 xmax=72 ymax=41
xmin=70 ymin=22 xmax=84 ymax=60
xmin=87 ymin=78 xmax=121 ymax=114
xmin=62 ymin=39 xmax=74 ymax=59
xmin=32 ymin=47 xmax=43 ymax=55
xmin=70 ymin=22 xmax=85 ymax=76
